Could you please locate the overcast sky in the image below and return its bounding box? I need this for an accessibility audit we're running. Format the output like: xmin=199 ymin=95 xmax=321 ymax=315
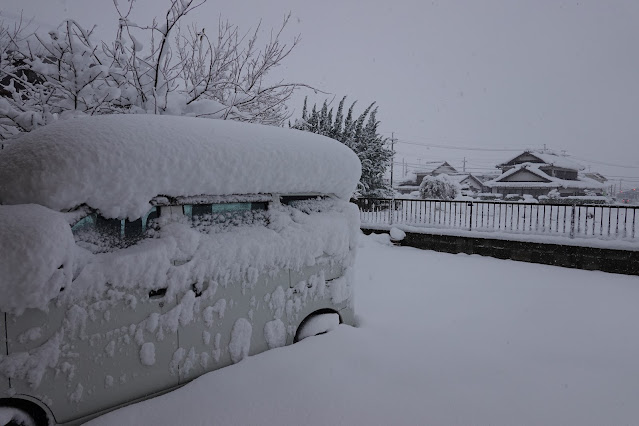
xmin=3 ymin=0 xmax=639 ymax=187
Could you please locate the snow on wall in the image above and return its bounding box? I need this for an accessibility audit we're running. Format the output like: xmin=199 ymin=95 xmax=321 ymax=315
xmin=0 ymin=204 xmax=76 ymax=313
xmin=0 ymin=114 xmax=361 ymax=219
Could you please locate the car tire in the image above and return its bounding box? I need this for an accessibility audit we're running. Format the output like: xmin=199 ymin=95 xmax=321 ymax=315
xmin=295 ymin=312 xmax=340 ymax=343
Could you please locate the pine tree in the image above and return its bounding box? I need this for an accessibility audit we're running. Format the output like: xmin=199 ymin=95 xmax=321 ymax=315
xmin=301 ymin=96 xmax=308 ymax=121
xmin=342 ymin=101 xmax=357 ymax=149
xmin=332 ymin=96 xmax=346 ymax=140
xmin=319 ymin=101 xmax=328 ymax=135
xmin=291 ymin=96 xmax=393 ymax=197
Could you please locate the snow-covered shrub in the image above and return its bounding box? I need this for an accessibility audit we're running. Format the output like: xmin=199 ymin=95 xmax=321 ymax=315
xmin=547 ymin=189 xmax=561 ymax=199
xmin=539 ymin=196 xmax=609 ymax=205
xmin=419 ymin=174 xmax=460 ymax=200
xmin=505 ymin=194 xmax=523 ymax=201
xmin=477 ymin=193 xmax=502 ymax=201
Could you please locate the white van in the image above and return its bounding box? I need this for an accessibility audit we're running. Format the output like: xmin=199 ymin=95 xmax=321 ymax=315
xmin=0 ymin=115 xmax=361 ymax=426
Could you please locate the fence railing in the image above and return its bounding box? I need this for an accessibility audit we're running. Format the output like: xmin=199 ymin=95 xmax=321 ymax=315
xmin=357 ymin=198 xmax=638 ymax=241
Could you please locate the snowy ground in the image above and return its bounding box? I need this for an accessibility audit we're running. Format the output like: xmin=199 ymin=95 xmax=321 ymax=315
xmin=88 ymin=233 xmax=639 ymax=426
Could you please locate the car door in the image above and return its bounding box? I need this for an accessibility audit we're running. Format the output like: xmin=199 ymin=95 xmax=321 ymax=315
xmin=175 ymin=268 xmax=291 ymax=383
xmin=5 ymin=291 xmax=179 ymax=424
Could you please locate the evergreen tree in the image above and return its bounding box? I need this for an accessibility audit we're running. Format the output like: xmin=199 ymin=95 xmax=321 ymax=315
xmin=332 ymin=96 xmax=346 ymax=140
xmin=301 ymin=97 xmax=308 ymax=122
xmin=291 ymin=96 xmax=393 ymax=197
xmin=342 ymin=101 xmax=357 ymax=149
xmin=319 ymin=101 xmax=329 ymax=135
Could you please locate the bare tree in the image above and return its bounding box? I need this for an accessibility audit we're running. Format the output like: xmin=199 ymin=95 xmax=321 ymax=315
xmin=107 ymin=0 xmax=313 ymax=124
xmin=0 ymin=0 xmax=313 ymax=139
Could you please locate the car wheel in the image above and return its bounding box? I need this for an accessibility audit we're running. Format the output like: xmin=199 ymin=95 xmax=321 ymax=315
xmin=0 ymin=400 xmax=50 ymax=426
xmin=0 ymin=407 xmax=35 ymax=426
xmin=295 ymin=312 xmax=340 ymax=342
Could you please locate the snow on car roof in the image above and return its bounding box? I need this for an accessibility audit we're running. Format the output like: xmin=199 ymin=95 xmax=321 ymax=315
xmin=0 ymin=115 xmax=361 ymax=219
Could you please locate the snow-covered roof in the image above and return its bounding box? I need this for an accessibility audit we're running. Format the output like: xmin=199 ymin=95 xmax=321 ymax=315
xmin=484 ymin=163 xmax=605 ymax=189
xmin=413 ymin=161 xmax=458 ymax=175
xmin=445 ymin=174 xmax=483 ymax=185
xmin=498 ymin=150 xmax=585 ymax=171
xmin=0 ymin=115 xmax=361 ymax=219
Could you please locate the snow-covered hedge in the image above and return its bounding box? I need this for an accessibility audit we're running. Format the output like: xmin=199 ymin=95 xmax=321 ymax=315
xmin=538 ymin=196 xmax=609 ymax=205
xmin=476 ymin=193 xmax=503 ymax=201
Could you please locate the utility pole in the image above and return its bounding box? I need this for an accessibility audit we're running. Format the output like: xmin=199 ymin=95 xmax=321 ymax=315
xmin=462 ymin=157 xmax=467 ymax=173
xmin=390 ymin=132 xmax=395 ymax=189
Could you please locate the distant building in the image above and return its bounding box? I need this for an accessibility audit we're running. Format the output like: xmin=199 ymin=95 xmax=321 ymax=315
xmin=484 ymin=150 xmax=605 ymax=197
xmin=395 ymin=162 xmax=459 ymax=194
xmin=447 ymin=174 xmax=486 ymax=193
xmin=394 ymin=161 xmax=487 ymax=195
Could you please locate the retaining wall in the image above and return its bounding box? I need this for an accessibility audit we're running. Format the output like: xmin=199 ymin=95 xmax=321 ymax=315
xmin=362 ymin=228 xmax=639 ymax=276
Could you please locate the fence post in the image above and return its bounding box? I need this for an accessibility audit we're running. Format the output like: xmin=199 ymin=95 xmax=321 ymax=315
xmin=570 ymin=204 xmax=576 ymax=239
xmin=468 ymin=202 xmax=473 ymax=231
xmin=389 ymin=197 xmax=395 ymax=226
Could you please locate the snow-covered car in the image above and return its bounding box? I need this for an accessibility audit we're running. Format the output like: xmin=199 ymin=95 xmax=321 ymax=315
xmin=0 ymin=115 xmax=361 ymax=426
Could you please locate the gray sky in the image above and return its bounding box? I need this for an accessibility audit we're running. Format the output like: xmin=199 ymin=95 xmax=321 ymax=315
xmin=3 ymin=0 xmax=639 ymax=187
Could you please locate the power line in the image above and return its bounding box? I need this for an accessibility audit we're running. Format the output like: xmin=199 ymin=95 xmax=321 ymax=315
xmin=393 ymin=138 xmax=639 ymax=170
xmin=569 ymin=155 xmax=639 ymax=170
xmin=396 ymin=139 xmax=526 ymax=152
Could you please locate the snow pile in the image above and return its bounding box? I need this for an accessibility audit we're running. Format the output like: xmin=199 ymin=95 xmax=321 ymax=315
xmin=389 ymin=227 xmax=406 ymax=241
xmin=0 ymin=114 xmax=361 ymax=219
xmin=0 ymin=204 xmax=75 ymax=313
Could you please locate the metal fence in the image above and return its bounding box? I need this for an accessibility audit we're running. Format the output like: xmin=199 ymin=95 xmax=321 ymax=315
xmin=357 ymin=198 xmax=639 ymax=241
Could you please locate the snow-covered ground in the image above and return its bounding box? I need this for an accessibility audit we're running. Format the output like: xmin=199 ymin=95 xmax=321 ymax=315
xmin=88 ymin=233 xmax=639 ymax=426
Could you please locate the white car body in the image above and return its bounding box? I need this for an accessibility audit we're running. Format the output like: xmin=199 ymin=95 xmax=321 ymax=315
xmin=0 ymin=115 xmax=361 ymax=425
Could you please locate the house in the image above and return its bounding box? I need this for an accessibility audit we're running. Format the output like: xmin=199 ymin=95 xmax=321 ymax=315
xmin=413 ymin=161 xmax=458 ymax=184
xmin=484 ymin=150 xmax=605 ymax=197
xmin=395 ymin=161 xmax=459 ymax=194
xmin=447 ymin=174 xmax=486 ymax=193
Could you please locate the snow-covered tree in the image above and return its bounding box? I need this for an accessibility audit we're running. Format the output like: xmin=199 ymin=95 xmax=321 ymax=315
xmin=292 ymin=96 xmax=393 ymax=197
xmin=419 ymin=174 xmax=461 ymax=200
xmin=0 ymin=1 xmax=311 ymax=139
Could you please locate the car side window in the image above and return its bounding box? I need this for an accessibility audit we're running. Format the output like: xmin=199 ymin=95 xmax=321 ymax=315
xmin=185 ymin=202 xmax=268 ymax=230
xmin=72 ymin=207 xmax=158 ymax=251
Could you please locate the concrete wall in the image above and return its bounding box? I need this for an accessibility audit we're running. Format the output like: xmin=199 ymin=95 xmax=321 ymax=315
xmin=362 ymin=229 xmax=639 ymax=276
